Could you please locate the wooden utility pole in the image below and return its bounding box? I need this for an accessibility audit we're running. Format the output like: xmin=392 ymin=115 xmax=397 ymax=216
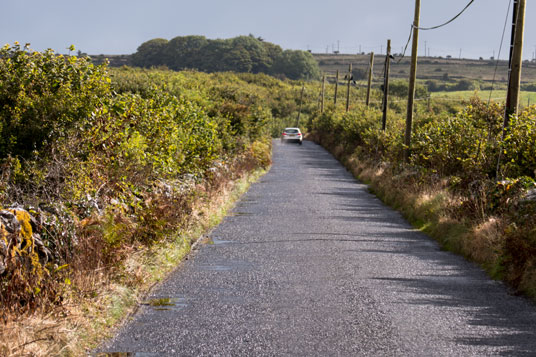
xmin=498 ymin=0 xmax=526 ymax=178
xmin=321 ymin=74 xmax=326 ymax=113
xmin=504 ymin=0 xmax=526 ymax=126
xmin=346 ymin=63 xmax=352 ymax=112
xmin=334 ymin=70 xmax=339 ymax=105
xmin=296 ymin=84 xmax=304 ymax=126
xmin=507 ymin=1 xmax=519 ymax=75
xmin=404 ymin=0 xmax=421 ymax=162
xmin=366 ymin=52 xmax=375 ymax=106
xmin=382 ymin=40 xmax=392 ymax=131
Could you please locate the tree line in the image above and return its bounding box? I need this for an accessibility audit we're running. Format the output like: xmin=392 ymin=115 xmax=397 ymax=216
xmin=131 ymin=35 xmax=320 ymax=80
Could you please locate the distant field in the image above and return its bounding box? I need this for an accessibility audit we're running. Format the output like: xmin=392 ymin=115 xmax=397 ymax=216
xmin=431 ymin=90 xmax=536 ymax=106
xmin=314 ymin=53 xmax=536 ymax=84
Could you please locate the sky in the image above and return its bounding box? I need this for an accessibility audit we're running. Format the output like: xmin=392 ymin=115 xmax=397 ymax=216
xmin=1 ymin=0 xmax=535 ymax=60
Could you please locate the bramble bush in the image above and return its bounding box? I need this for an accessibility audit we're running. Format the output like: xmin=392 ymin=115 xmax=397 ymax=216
xmin=411 ymin=98 xmax=504 ymax=180
xmin=1 ymin=45 xmax=313 ymax=313
xmin=502 ymin=106 xmax=536 ymax=178
xmin=0 ymin=43 xmax=111 ymax=159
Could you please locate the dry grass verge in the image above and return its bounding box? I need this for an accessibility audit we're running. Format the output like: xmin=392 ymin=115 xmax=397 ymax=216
xmin=0 ymin=166 xmax=267 ymax=356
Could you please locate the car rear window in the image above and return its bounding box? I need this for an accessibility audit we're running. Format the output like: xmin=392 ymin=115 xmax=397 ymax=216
xmin=285 ymin=129 xmax=299 ymax=134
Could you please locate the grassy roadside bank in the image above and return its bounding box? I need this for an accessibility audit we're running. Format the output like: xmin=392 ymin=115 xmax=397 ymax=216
xmin=1 ymin=163 xmax=268 ymax=356
xmin=308 ymin=133 xmax=536 ymax=300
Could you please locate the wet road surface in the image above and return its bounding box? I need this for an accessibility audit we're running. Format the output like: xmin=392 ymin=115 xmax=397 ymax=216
xmin=97 ymin=140 xmax=536 ymax=356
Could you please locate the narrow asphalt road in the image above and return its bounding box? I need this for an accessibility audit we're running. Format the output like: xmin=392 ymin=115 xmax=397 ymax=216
xmin=97 ymin=140 xmax=536 ymax=356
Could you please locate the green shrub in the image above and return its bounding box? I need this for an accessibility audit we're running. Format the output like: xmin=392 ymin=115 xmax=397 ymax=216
xmin=502 ymin=106 xmax=536 ymax=178
xmin=411 ymin=98 xmax=503 ymax=179
xmin=0 ymin=43 xmax=111 ymax=159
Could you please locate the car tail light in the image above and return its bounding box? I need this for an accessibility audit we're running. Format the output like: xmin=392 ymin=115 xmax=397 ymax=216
xmin=297 ymin=133 xmax=301 ymax=136
xmin=282 ymin=132 xmax=287 ymax=136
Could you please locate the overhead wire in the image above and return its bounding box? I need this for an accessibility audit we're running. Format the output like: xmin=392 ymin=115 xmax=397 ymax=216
xmin=396 ymin=0 xmax=477 ymax=63
xmin=397 ymin=26 xmax=414 ymax=63
xmin=414 ymin=0 xmax=476 ymax=31
xmin=488 ymin=0 xmax=512 ymax=105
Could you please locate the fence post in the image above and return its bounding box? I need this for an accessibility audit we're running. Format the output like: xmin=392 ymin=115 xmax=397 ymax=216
xmin=321 ymin=75 xmax=325 ymax=113
xmin=346 ymin=63 xmax=352 ymax=112
xmin=334 ymin=70 xmax=339 ymax=105
xmin=382 ymin=40 xmax=391 ymax=131
xmin=366 ymin=52 xmax=375 ymax=106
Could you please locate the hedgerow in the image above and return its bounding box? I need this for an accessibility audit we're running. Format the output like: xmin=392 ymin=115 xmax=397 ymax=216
xmin=0 ymin=45 xmax=312 ymax=316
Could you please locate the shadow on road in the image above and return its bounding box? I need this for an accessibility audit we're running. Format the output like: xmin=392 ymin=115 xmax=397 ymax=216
xmin=373 ymin=268 xmax=536 ymax=356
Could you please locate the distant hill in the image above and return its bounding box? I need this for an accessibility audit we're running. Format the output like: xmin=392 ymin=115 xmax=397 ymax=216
xmin=313 ymin=53 xmax=536 ymax=85
xmin=89 ymin=49 xmax=536 ymax=88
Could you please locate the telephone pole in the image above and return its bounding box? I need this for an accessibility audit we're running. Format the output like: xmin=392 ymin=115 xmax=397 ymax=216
xmin=296 ymin=84 xmax=305 ymax=126
xmin=334 ymin=70 xmax=339 ymax=105
xmin=366 ymin=52 xmax=375 ymax=106
xmin=382 ymin=40 xmax=392 ymax=131
xmin=498 ymin=0 xmax=526 ymax=178
xmin=505 ymin=0 xmax=526 ymax=125
xmin=346 ymin=63 xmax=352 ymax=112
xmin=404 ymin=0 xmax=421 ymax=162
xmin=424 ymin=41 xmax=427 ymax=57
xmin=321 ymin=74 xmax=326 ymax=113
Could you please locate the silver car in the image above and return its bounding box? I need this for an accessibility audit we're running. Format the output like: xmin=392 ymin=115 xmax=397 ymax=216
xmin=281 ymin=127 xmax=303 ymax=145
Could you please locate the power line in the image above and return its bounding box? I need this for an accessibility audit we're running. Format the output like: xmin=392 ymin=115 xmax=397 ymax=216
xmin=397 ymin=25 xmax=414 ymax=63
xmin=415 ymin=0 xmax=476 ymax=31
xmin=488 ymin=0 xmax=512 ymax=106
xmin=396 ymin=0 xmax=476 ymax=63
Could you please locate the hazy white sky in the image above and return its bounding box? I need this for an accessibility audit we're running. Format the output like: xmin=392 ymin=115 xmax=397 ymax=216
xmin=1 ymin=0 xmax=535 ymax=60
